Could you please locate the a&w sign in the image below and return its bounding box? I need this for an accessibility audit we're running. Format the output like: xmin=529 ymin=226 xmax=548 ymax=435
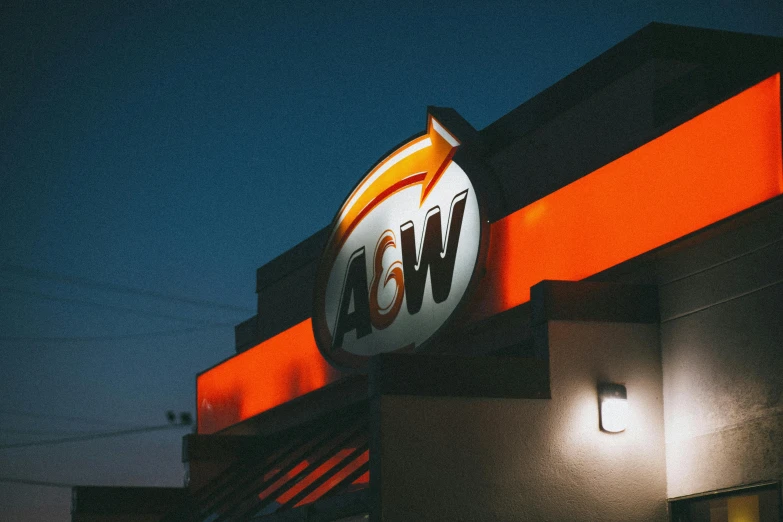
xmin=313 ymin=111 xmax=486 ymax=369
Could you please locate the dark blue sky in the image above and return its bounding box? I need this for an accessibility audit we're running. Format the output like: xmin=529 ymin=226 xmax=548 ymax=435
xmin=1 ymin=1 xmax=781 ymax=519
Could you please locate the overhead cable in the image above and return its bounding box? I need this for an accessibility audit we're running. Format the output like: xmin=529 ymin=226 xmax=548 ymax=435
xmin=0 ymin=408 xmax=128 ymax=426
xmin=0 ymin=423 xmax=191 ymax=450
xmin=0 ymin=286 xmax=237 ymax=326
xmin=1 ymin=263 xmax=253 ymax=313
xmin=0 ymin=477 xmax=75 ymax=488
xmin=0 ymin=324 xmax=234 ymax=343
xmin=0 ymin=428 xmax=99 ymax=436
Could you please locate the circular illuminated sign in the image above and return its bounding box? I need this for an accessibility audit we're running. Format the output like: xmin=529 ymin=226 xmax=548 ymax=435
xmin=313 ymin=114 xmax=486 ymax=369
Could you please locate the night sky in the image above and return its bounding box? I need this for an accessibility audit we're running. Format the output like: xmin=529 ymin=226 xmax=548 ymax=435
xmin=2 ymin=1 xmax=781 ymax=520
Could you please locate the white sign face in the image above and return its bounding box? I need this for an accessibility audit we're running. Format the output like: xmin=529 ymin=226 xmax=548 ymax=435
xmin=313 ymin=114 xmax=484 ymax=369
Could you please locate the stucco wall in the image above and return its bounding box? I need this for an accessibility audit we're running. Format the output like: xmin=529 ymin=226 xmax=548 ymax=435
xmin=378 ymin=321 xmax=666 ymax=522
xmin=658 ymin=206 xmax=783 ymax=498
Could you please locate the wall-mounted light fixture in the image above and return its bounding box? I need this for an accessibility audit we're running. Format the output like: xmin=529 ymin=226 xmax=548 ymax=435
xmin=598 ymin=383 xmax=627 ymax=433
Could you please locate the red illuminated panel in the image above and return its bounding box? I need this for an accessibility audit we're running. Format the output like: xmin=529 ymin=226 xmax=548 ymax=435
xmin=474 ymin=73 xmax=783 ymax=317
xmin=254 ymin=448 xmax=369 ymax=511
xmin=293 ymin=449 xmax=370 ymax=507
xmin=197 ymin=319 xmax=341 ymax=434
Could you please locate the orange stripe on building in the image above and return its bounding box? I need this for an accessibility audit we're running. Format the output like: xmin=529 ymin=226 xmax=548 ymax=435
xmin=475 ymin=73 xmax=782 ymax=317
xmin=197 ymin=319 xmax=340 ymax=434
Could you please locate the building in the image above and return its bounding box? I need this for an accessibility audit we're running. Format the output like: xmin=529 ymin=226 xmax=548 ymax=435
xmin=72 ymin=23 xmax=783 ymax=522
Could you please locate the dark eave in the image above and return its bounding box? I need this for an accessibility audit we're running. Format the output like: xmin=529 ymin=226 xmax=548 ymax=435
xmin=480 ymin=22 xmax=783 ymax=154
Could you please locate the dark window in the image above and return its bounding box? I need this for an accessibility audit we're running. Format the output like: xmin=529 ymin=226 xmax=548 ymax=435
xmin=670 ymin=483 xmax=781 ymax=522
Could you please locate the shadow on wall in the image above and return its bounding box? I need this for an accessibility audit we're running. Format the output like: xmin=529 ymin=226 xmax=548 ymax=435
xmin=199 ymin=390 xmax=243 ymax=434
xmin=287 ymin=364 xmax=306 ymax=399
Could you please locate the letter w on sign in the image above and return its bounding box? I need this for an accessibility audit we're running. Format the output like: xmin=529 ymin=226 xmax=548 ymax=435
xmin=400 ymin=190 xmax=469 ymax=315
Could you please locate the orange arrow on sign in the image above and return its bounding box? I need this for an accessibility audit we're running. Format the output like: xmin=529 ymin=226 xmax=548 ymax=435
xmin=328 ymin=114 xmax=460 ymax=258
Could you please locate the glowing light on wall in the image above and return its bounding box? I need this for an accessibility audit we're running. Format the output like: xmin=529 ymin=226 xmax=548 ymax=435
xmin=599 ymin=383 xmax=628 ymax=433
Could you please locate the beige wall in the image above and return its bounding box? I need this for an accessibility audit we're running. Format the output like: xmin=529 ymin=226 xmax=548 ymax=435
xmin=658 ymin=205 xmax=783 ymax=498
xmin=378 ymin=321 xmax=667 ymax=522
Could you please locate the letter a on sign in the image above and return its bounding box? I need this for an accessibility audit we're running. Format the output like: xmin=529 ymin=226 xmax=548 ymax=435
xmin=313 ymin=110 xmax=488 ymax=369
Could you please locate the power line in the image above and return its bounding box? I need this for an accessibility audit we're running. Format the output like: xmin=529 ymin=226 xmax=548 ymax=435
xmin=0 ymin=423 xmax=192 ymax=450
xmin=0 ymin=408 xmax=129 ymax=427
xmin=0 ymin=286 xmax=237 ymax=326
xmin=0 ymin=428 xmax=99 ymax=436
xmin=1 ymin=263 xmax=254 ymax=313
xmin=0 ymin=324 xmax=234 ymax=343
xmin=0 ymin=477 xmax=74 ymax=488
